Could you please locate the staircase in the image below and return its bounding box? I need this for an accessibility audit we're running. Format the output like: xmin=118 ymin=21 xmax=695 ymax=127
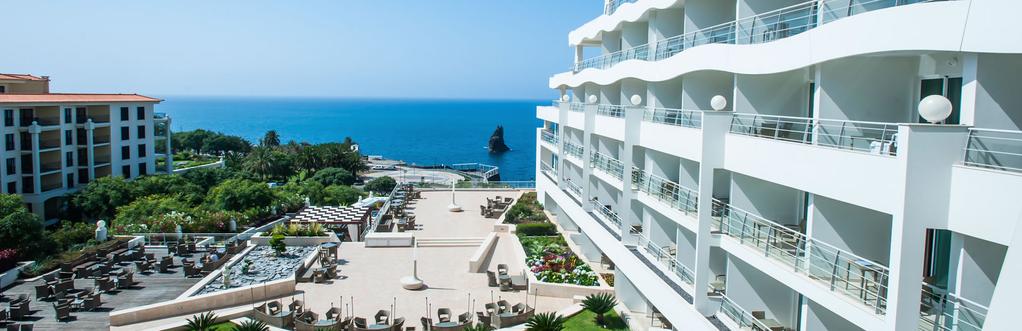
xmin=415 ymin=237 xmax=486 ymax=247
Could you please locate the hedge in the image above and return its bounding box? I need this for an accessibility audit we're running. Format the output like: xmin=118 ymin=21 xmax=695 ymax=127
xmin=516 ymin=222 xmax=558 ymax=236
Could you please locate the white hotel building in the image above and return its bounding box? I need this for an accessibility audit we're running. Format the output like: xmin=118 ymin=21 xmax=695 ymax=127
xmin=534 ymin=0 xmax=1021 ymax=330
xmin=0 ymin=74 xmax=172 ymax=224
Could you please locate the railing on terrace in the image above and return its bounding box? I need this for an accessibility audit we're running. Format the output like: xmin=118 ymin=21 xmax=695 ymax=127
xmin=718 ymin=294 xmax=774 ymax=331
xmin=596 ymin=104 xmax=627 ymax=118
xmin=540 ymin=161 xmax=558 ymax=181
xmin=456 ymin=181 xmax=536 ymax=189
xmin=919 ymin=283 xmax=987 ymax=331
xmin=636 ymin=233 xmax=695 ymax=285
xmin=590 ymin=151 xmax=625 ymax=180
xmin=541 ymin=130 xmax=559 ymax=145
xmin=729 ymin=113 xmax=899 ymax=156
xmin=607 ymin=0 xmax=639 ymax=14
xmin=963 ymin=128 xmax=1022 ymax=173
xmin=643 ymin=107 xmax=703 ymax=129
xmin=579 ymin=0 xmax=947 ymax=71
xmin=711 ymin=199 xmax=890 ymax=314
xmin=632 ymin=167 xmax=698 ymax=214
xmin=366 ymin=185 xmax=400 ymax=237
xmin=563 ymin=142 xmax=584 ymax=159
xmin=564 ymin=178 xmax=583 ymax=199
xmin=131 ymin=233 xmax=240 ymax=247
xmin=569 ymin=102 xmax=586 ymax=113
xmin=591 ymin=198 xmax=623 ymax=232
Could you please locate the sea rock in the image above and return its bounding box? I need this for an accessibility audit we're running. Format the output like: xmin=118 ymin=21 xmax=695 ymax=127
xmin=488 ymin=125 xmax=511 ymax=153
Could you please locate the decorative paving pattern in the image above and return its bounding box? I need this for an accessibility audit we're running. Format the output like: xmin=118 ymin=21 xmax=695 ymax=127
xmin=191 ymin=246 xmax=316 ymax=296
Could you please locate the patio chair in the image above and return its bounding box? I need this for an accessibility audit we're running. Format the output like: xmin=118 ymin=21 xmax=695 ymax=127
xmin=483 ymin=303 xmax=498 ymax=316
xmin=497 ymin=300 xmax=510 ymax=314
xmin=0 ymin=310 xmax=7 ymax=323
xmin=184 ymin=264 xmax=201 ymax=278
xmin=294 ymin=311 xmax=318 ymax=331
xmin=496 ymin=264 xmax=508 ymax=275
xmin=486 ymin=271 xmax=498 ymax=287
xmin=499 ymin=278 xmax=512 ymax=292
xmin=84 ymin=293 xmax=102 ymax=311
xmin=289 ymin=299 xmax=305 ymax=315
xmin=325 ymin=307 xmax=341 ymax=321
xmin=354 ymin=317 xmax=368 ymax=329
xmin=267 ymin=301 xmax=283 ymax=315
xmin=53 ymin=303 xmax=72 ymax=321
xmin=457 ymin=312 xmax=472 ymax=324
xmin=437 ymin=308 xmax=452 ymax=323
xmin=20 ymin=324 xmax=32 ymax=331
xmin=710 ymin=275 xmax=727 ymax=295
xmin=512 ymin=303 xmax=526 ymax=314
xmin=5 ymin=324 xmax=17 ymax=331
xmin=375 ymin=309 xmax=390 ymax=324
xmin=35 ymin=284 xmax=52 ymax=301
xmin=391 ymin=317 xmax=405 ymax=331
xmin=117 ymin=272 xmax=134 ymax=288
xmin=95 ymin=277 xmax=114 ymax=292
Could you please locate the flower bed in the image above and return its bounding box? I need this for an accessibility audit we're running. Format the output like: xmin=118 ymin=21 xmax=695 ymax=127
xmin=522 ymin=235 xmax=599 ymax=286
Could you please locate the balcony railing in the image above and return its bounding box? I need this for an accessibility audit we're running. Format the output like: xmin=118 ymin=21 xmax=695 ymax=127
xmin=564 ymin=178 xmax=583 ymax=199
xmin=94 ymin=135 xmax=112 ymax=144
xmin=919 ymin=283 xmax=987 ymax=331
xmin=718 ymin=294 xmax=774 ymax=331
xmin=607 ymin=0 xmax=639 ymax=15
xmin=577 ymin=0 xmax=946 ymax=72
xmin=154 ymin=112 xmax=168 ymax=119
xmin=596 ymin=104 xmax=627 ymax=118
xmin=632 ymin=167 xmax=698 ymax=214
xmin=572 ymin=44 xmax=649 ymax=72
xmin=590 ymin=151 xmax=625 ymax=180
xmin=592 ymin=198 xmax=623 ymax=232
xmin=39 ymin=138 xmax=61 ymax=150
xmin=643 ymin=107 xmax=703 ymax=129
xmin=568 ymin=102 xmax=585 ymax=113
xmin=712 ymin=199 xmax=890 ymax=314
xmin=40 ymin=161 xmax=62 ymax=173
xmin=729 ymin=113 xmax=899 ymax=156
xmin=541 ymin=130 xmax=559 ymax=145
xmin=636 ymin=233 xmax=695 ymax=285
xmin=963 ymin=128 xmax=1022 ymax=173
xmin=540 ymin=160 xmax=558 ymax=181
xmin=42 ymin=180 xmax=62 ymax=192
xmin=564 ymin=142 xmax=584 ymax=160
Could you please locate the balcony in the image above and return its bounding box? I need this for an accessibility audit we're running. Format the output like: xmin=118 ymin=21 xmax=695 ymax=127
xmin=963 ymin=128 xmax=1022 ymax=173
xmin=596 ymin=104 xmax=626 ymax=118
xmin=39 ymin=138 xmax=61 ymax=150
xmin=540 ymin=160 xmax=558 ymax=182
xmin=540 ymin=130 xmax=559 ymax=146
xmin=563 ymin=142 xmax=584 ymax=160
xmin=568 ymin=102 xmax=585 ymax=113
xmin=632 ymin=167 xmax=698 ymax=215
xmin=574 ymin=0 xmax=945 ymax=73
xmin=920 ymin=283 xmax=987 ymax=331
xmin=643 ymin=107 xmax=702 ymax=129
xmin=41 ymin=179 xmax=62 ymax=192
xmin=590 ymin=151 xmax=625 ymax=181
xmin=564 ymin=177 xmax=583 ymax=201
xmin=717 ymin=294 xmax=776 ymax=331
xmin=40 ymin=161 xmax=62 ymax=173
xmin=591 ymin=198 xmax=623 ymax=234
xmin=636 ymin=233 xmax=695 ymax=286
xmin=606 ymin=0 xmax=638 ymax=15
xmin=94 ymin=135 xmax=112 ymax=145
xmin=729 ymin=113 xmax=899 ymax=156
xmin=712 ymin=200 xmax=890 ymax=314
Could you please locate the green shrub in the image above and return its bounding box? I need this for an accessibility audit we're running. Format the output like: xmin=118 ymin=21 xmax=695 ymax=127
xmin=310 ymin=167 xmax=356 ymax=187
xmin=581 ymin=293 xmax=618 ymax=326
xmin=525 ymin=312 xmax=565 ymax=331
xmin=516 ymin=223 xmax=557 ymax=236
xmin=49 ymin=222 xmax=96 ymax=251
xmin=269 ymin=233 xmax=286 ymax=256
xmin=364 ymin=176 xmax=397 ymax=194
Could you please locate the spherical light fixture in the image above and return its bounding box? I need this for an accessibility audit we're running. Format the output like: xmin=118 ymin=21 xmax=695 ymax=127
xmin=711 ymin=95 xmax=728 ymax=111
xmin=587 ymin=94 xmax=598 ymax=104
xmin=561 ymin=94 xmax=570 ymax=102
xmin=918 ymin=94 xmax=953 ymax=124
xmin=630 ymin=94 xmax=643 ymax=106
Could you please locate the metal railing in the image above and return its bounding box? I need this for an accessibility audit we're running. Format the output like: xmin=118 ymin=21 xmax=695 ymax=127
xmin=718 ymin=294 xmax=773 ymax=331
xmin=636 ymin=233 xmax=695 ymax=285
xmin=541 ymin=130 xmax=559 ymax=145
xmin=729 ymin=113 xmax=899 ymax=155
xmin=569 ymin=102 xmax=585 ymax=113
xmin=919 ymin=283 xmax=987 ymax=331
xmin=632 ymin=167 xmax=698 ymax=214
xmin=596 ymin=104 xmax=627 ymax=118
xmin=736 ymin=0 xmax=819 ymax=45
xmin=712 ymin=199 xmax=890 ymax=314
xmin=592 ymin=198 xmax=623 ymax=232
xmin=572 ymin=44 xmax=650 ymax=73
xmin=540 ymin=160 xmax=558 ymax=181
xmin=590 ymin=151 xmax=625 ymax=180
xmin=564 ymin=178 xmax=583 ymax=199
xmin=607 ymin=0 xmax=639 ymax=14
xmin=821 ymin=0 xmax=938 ymax=24
xmin=963 ymin=128 xmax=1022 ymax=173
xmin=655 ymin=21 xmax=737 ymax=60
xmin=643 ymin=107 xmax=703 ymax=129
xmin=564 ymin=141 xmax=584 ymax=160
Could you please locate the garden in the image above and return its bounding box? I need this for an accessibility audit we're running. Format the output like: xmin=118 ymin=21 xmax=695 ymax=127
xmin=508 ymin=193 xmax=601 ymax=287
xmin=523 ymin=293 xmax=629 ymax=331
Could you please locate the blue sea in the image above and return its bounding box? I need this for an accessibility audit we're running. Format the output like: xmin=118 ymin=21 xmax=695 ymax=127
xmin=157 ymin=96 xmax=542 ymax=181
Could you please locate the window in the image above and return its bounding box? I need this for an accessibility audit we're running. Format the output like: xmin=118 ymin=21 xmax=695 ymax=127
xmin=122 ymin=165 xmax=131 ymax=178
xmin=136 ymin=106 xmax=145 ymax=120
xmin=66 ymin=173 xmax=74 ymax=188
xmin=5 ymin=158 xmax=14 ymax=175
xmin=3 ymin=109 xmax=12 ymax=126
xmin=6 ymin=182 xmax=14 ymax=194
xmin=121 ymin=146 xmax=131 ymax=160
xmin=137 ymin=125 xmax=146 ymax=139
xmin=64 ymin=108 xmax=72 ymax=124
xmin=138 ymin=163 xmax=147 ymax=176
xmin=0 ymin=85 xmax=6 ymax=93
xmin=65 ymin=151 xmax=73 ymax=168
xmin=121 ymin=126 xmax=130 ymax=141
xmin=5 ymin=134 xmax=13 ymax=151
xmin=138 ymin=144 xmax=147 ymax=157
xmin=120 ymin=107 xmax=130 ymax=121
xmin=65 ymin=130 xmax=72 ymax=145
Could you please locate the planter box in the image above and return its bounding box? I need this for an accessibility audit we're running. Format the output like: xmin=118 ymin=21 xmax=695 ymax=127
xmin=0 ymin=261 xmax=34 ymax=289
xmin=250 ymin=232 xmax=339 ymax=246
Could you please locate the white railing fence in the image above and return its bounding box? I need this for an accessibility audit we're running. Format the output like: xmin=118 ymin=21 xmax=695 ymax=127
xmin=632 ymin=167 xmax=698 ymax=214
xmin=590 ymin=151 xmax=625 ymax=180
xmin=596 ymin=104 xmax=628 ymax=118
xmin=963 ymin=128 xmax=1022 ymax=173
xmin=643 ymin=107 xmax=703 ymax=129
xmin=636 ymin=233 xmax=695 ymax=285
xmin=729 ymin=113 xmax=899 ymax=156
xmin=919 ymin=283 xmax=987 ymax=331
xmin=591 ymin=197 xmax=624 ymax=232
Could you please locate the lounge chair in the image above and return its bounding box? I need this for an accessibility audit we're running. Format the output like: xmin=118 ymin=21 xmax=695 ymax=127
xmin=84 ymin=293 xmax=102 ymax=311
xmin=267 ymin=301 xmax=283 ymax=315
xmin=483 ymin=303 xmax=498 ymax=316
xmin=35 ymin=284 xmax=52 ymax=300
xmin=53 ymin=303 xmax=72 ymax=321
xmin=375 ymin=309 xmax=390 ymax=324
xmin=289 ymin=300 xmax=305 ymax=315
xmin=497 ymin=300 xmax=510 ymax=314
xmin=391 ymin=317 xmax=405 ymax=331
xmin=354 ymin=317 xmax=368 ymax=329
xmin=457 ymin=312 xmax=472 ymax=324
xmin=117 ymin=272 xmax=134 ymax=288
xmin=437 ymin=308 xmax=452 ymax=322
xmin=20 ymin=324 xmax=33 ymax=331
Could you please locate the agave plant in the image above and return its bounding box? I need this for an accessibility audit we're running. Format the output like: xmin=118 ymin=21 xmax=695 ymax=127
xmin=525 ymin=312 xmax=565 ymax=331
xmin=185 ymin=311 xmax=218 ymax=331
xmin=581 ymin=292 xmax=618 ymax=326
xmin=232 ymin=319 xmax=269 ymax=331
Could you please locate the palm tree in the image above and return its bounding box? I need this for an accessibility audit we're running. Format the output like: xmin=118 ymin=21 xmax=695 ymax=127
xmin=581 ymin=293 xmax=618 ymax=326
xmin=525 ymin=312 xmax=565 ymax=331
xmin=261 ymin=130 xmax=280 ymax=147
xmin=185 ymin=311 xmax=218 ymax=331
xmin=231 ymin=319 xmax=268 ymax=331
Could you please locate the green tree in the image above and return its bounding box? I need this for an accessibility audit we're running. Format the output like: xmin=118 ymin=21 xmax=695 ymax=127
xmin=181 ymin=167 xmax=237 ymax=192
xmin=207 ymin=178 xmax=275 ymax=212
xmin=0 ymin=195 xmax=53 ymax=258
xmin=202 ymin=135 xmax=251 ymax=154
xmin=232 ymin=319 xmax=269 ymax=331
xmin=581 ymin=293 xmax=618 ymax=326
xmin=243 ymin=147 xmax=294 ymax=181
xmin=135 ymin=175 xmax=205 ymax=205
xmin=364 ymin=176 xmax=397 ymax=194
xmin=525 ymin=312 xmax=565 ymax=331
xmin=319 ymin=185 xmax=363 ymax=206
xmin=310 ymin=167 xmax=356 ymax=187
xmin=115 ymin=195 xmax=189 ymax=226
xmin=260 ymin=130 xmax=280 ymax=147
xmin=48 ymin=222 xmax=96 ymax=251
xmin=70 ymin=176 xmax=138 ymax=220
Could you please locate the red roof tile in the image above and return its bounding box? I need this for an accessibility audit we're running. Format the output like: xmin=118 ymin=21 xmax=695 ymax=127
xmin=0 ymin=93 xmax=161 ymax=104
xmin=0 ymin=73 xmax=47 ymax=81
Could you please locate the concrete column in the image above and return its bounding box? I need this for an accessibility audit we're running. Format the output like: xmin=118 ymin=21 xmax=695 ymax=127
xmin=574 ymin=45 xmax=584 ymax=65
xmin=164 ymin=117 xmax=174 ymax=173
xmin=581 ymin=94 xmax=597 ymax=213
xmin=86 ymin=119 xmax=95 ymax=180
xmin=693 ymin=110 xmax=731 ymax=316
xmin=959 ymin=53 xmax=979 ymax=126
xmin=885 ymin=124 xmax=971 ymax=331
xmin=619 ymin=101 xmax=643 ymax=238
xmin=29 ymin=122 xmax=41 ymax=194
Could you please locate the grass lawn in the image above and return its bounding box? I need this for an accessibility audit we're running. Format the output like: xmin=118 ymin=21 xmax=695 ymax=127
xmin=564 ymin=309 xmax=629 ymax=331
xmin=209 ymin=321 xmax=237 ymax=330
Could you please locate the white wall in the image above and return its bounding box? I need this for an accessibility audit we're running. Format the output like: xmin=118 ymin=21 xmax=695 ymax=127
xmin=735 ymin=69 xmax=809 ymax=116
xmin=951 ymin=234 xmax=1007 ymax=305
xmin=971 ymin=53 xmax=1022 ymax=130
xmin=650 ymin=78 xmax=683 ymax=108
xmin=651 ymin=8 xmax=685 ymax=41
xmin=729 ymin=173 xmax=801 ymax=225
xmin=727 ymin=258 xmax=799 ymax=329
xmin=817 ymin=56 xmax=917 ymax=122
xmin=810 ymin=195 xmax=892 ymax=265
xmin=682 ymin=71 xmax=734 ymax=110
xmin=684 ymin=0 xmax=735 ymax=31
xmin=621 ymin=21 xmax=649 ymax=49
xmin=804 ymin=300 xmax=863 ymax=331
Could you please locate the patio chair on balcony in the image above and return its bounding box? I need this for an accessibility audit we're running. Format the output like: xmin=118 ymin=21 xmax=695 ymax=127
xmin=710 ymin=275 xmax=727 ymax=295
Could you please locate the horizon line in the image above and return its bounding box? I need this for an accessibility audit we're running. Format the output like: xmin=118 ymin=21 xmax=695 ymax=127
xmin=153 ymin=93 xmax=550 ymax=102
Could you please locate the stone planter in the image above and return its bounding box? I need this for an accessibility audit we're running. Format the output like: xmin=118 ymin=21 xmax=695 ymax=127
xmin=1 ymin=261 xmax=34 ymax=289
xmin=250 ymin=232 xmax=339 ymax=246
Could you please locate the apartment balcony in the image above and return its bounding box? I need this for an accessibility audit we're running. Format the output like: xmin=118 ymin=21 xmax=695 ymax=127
xmin=632 ymin=167 xmax=698 ymax=215
xmin=919 ymin=283 xmax=988 ymax=331
xmin=562 ymin=141 xmax=584 ymax=164
xmin=605 ymin=0 xmax=639 ymax=15
xmin=40 ymin=161 xmax=62 ymax=174
xmin=572 ymin=44 xmax=650 ymax=73
xmin=716 ymin=294 xmax=779 ymax=331
xmin=638 ymin=107 xmax=705 ymax=161
xmin=94 ymin=153 xmax=111 ymax=166
xmin=540 ymin=130 xmax=559 ymax=149
xmin=636 ymin=232 xmax=695 ymax=287
xmin=94 ymin=135 xmax=112 ymax=145
xmin=21 ymin=178 xmax=33 ymax=194
xmin=591 ymin=197 xmax=623 ymax=235
xmin=963 ymin=128 xmax=1022 ymax=174
xmin=711 ymin=199 xmax=890 ymax=315
xmin=590 ymin=151 xmax=625 ymax=184
xmin=39 ymin=137 xmax=61 ymax=150
xmin=563 ymin=177 xmax=583 ymax=202
xmin=596 ymin=104 xmax=626 ymax=118
xmin=540 ymin=160 xmax=558 ymax=183
xmin=537 ymin=104 xmax=559 ymax=123
xmin=41 ymin=177 xmax=63 ymax=193
xmin=947 ymin=128 xmax=1022 ymax=245
xmin=643 ymin=107 xmax=702 ymax=129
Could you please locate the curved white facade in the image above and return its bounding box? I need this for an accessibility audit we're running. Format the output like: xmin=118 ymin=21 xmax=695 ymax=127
xmin=537 ymin=1 xmax=1022 ymax=330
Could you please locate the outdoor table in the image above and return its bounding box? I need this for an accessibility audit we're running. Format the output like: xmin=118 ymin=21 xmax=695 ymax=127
xmin=367 ymin=324 xmax=391 ymax=330
xmin=435 ymin=321 xmax=460 ymax=327
xmin=498 ymin=274 xmax=511 ymax=282
xmin=315 ymin=320 xmax=337 ymax=327
xmin=845 ymin=259 xmax=879 ymax=301
xmin=758 ymin=318 xmax=784 ymax=331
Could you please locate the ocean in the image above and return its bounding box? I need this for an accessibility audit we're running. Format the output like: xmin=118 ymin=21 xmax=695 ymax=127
xmin=157 ymin=96 xmax=543 ymax=181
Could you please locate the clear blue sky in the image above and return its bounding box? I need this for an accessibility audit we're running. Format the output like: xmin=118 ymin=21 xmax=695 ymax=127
xmin=2 ymin=1 xmax=600 ymax=100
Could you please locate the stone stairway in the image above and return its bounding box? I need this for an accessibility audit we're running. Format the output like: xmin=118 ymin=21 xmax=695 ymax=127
xmin=415 ymin=237 xmax=486 ymax=247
